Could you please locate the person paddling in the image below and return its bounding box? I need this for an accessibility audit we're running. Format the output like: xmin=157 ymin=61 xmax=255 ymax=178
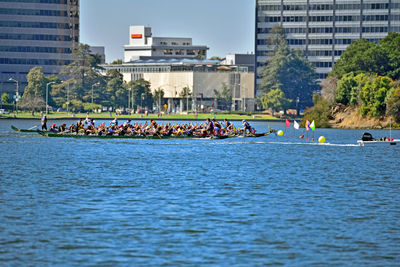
xmin=242 ymin=120 xmax=252 ymax=134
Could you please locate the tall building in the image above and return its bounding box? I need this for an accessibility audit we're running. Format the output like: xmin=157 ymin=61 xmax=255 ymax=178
xmin=0 ymin=0 xmax=79 ymax=95
xmin=255 ymin=0 xmax=400 ymax=90
xmin=124 ymin=26 xmax=208 ymax=62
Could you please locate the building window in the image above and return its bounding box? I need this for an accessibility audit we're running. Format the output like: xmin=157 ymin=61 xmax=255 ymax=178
xmin=163 ymin=49 xmax=173 ymax=55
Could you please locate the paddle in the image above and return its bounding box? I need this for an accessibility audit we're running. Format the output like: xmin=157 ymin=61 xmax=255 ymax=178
xmin=28 ymin=124 xmax=40 ymax=130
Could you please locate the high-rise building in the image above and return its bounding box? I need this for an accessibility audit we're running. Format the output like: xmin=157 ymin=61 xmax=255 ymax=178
xmin=255 ymin=0 xmax=400 ymax=90
xmin=0 ymin=0 xmax=79 ymax=95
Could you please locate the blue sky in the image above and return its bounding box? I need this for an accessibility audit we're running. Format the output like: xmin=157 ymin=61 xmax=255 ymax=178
xmin=80 ymin=0 xmax=255 ymax=63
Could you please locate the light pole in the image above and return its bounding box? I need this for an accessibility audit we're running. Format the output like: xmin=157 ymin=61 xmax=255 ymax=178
xmin=8 ymin=78 xmax=19 ymax=113
xmin=128 ymin=88 xmax=131 ymax=111
xmin=66 ymin=82 xmax=70 ymax=113
xmin=46 ymin=81 xmax=55 ymax=114
xmin=91 ymin=82 xmax=99 ymax=113
xmin=141 ymin=93 xmax=145 ymax=111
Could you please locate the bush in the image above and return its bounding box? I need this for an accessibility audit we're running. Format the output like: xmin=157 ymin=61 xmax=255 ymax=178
xmin=301 ymin=94 xmax=332 ymax=128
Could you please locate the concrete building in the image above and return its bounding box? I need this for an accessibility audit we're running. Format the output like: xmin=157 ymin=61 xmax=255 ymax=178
xmin=255 ymin=0 xmax=400 ymax=89
xmin=104 ymin=58 xmax=254 ymax=113
xmin=0 ymin=0 xmax=79 ymax=95
xmin=104 ymin=26 xmax=255 ymax=113
xmin=124 ymin=26 xmax=208 ymax=62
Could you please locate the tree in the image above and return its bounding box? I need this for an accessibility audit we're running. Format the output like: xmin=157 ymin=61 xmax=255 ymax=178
xmin=103 ymin=69 xmax=126 ymax=108
xmin=179 ymin=86 xmax=192 ymax=111
xmin=301 ymin=93 xmax=332 ymax=128
xmin=1 ymin=92 xmax=10 ymax=104
xmin=386 ymin=88 xmax=400 ymax=122
xmin=128 ymin=79 xmax=153 ymax=112
xmin=335 ymin=73 xmax=368 ymax=106
xmin=61 ymin=43 xmax=104 ymax=101
xmin=110 ymin=59 xmax=123 ymax=65
xmin=359 ymin=75 xmax=393 ymax=116
xmin=153 ymin=88 xmax=165 ymax=112
xmin=259 ymin=25 xmax=319 ymax=111
xmin=213 ymin=83 xmax=232 ymax=110
xmin=320 ymin=76 xmax=338 ymax=104
xmin=261 ymin=88 xmax=292 ymax=116
xmin=330 ymin=33 xmax=400 ymax=80
xmin=22 ymin=67 xmax=46 ymax=98
xmin=18 ymin=95 xmax=45 ymax=116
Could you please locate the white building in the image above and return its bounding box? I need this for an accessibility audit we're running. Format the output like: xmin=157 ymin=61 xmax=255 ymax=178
xmin=103 ymin=26 xmax=255 ymax=113
xmin=124 ymin=26 xmax=208 ymax=62
xmin=104 ymin=58 xmax=254 ymax=113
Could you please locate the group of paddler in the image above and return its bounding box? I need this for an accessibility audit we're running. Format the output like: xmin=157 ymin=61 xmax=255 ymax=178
xmin=40 ymin=115 xmax=261 ymax=137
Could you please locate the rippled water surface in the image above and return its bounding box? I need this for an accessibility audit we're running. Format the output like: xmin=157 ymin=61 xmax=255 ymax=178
xmin=1 ymin=119 xmax=399 ymax=266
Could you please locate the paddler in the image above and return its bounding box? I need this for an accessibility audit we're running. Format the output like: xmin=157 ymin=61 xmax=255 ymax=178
xmin=242 ymin=120 xmax=252 ymax=134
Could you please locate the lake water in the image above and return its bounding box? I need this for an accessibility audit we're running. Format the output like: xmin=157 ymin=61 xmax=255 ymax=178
xmin=0 ymin=119 xmax=399 ymax=266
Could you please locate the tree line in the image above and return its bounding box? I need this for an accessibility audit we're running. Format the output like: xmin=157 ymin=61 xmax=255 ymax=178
xmin=304 ymin=32 xmax=400 ymax=126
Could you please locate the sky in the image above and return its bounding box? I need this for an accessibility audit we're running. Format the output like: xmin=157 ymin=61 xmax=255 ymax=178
xmin=80 ymin=0 xmax=255 ymax=63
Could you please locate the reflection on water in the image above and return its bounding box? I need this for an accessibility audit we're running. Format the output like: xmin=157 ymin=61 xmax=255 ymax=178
xmin=0 ymin=119 xmax=399 ymax=265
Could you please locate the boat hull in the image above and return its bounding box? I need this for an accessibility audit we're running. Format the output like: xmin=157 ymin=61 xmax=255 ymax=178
xmin=11 ymin=125 xmax=50 ymax=133
xmin=357 ymin=139 xmax=399 ymax=146
xmin=36 ymin=131 xmax=271 ymax=139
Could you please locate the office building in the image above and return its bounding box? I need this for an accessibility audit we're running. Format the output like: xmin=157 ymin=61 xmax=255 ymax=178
xmin=0 ymin=0 xmax=79 ymax=95
xmin=255 ymin=0 xmax=400 ymax=89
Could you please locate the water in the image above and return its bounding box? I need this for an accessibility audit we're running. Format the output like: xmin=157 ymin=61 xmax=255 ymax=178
xmin=1 ymin=119 xmax=399 ymax=266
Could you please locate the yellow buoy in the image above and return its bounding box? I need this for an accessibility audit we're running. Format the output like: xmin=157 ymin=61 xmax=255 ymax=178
xmin=277 ymin=130 xmax=284 ymax=136
xmin=318 ymin=136 xmax=326 ymax=143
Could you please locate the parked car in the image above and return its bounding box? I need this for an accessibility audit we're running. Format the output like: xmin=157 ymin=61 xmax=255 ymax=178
xmin=0 ymin=109 xmax=10 ymax=114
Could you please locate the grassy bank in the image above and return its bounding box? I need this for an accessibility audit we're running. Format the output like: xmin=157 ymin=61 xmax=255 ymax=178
xmin=0 ymin=111 xmax=280 ymax=121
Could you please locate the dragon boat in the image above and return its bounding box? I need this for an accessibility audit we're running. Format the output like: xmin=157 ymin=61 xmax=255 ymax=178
xmin=11 ymin=125 xmax=51 ymax=133
xmin=36 ymin=131 xmax=273 ymax=139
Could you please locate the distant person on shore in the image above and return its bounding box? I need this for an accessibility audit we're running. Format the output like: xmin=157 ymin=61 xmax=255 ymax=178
xmin=41 ymin=115 xmax=47 ymax=131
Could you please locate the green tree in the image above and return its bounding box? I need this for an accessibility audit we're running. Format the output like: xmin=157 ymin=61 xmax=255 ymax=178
xmin=360 ymin=75 xmax=393 ymax=116
xmin=61 ymin=43 xmax=104 ymax=101
xmin=335 ymin=73 xmax=368 ymax=105
xmin=110 ymin=59 xmax=123 ymax=65
xmin=153 ymin=88 xmax=165 ymax=112
xmin=103 ymin=69 xmax=126 ymax=108
xmin=128 ymin=79 xmax=153 ymax=112
xmin=22 ymin=66 xmax=46 ymax=98
xmin=1 ymin=92 xmax=10 ymax=104
xmin=330 ymin=33 xmax=400 ymax=80
xmin=179 ymin=86 xmax=192 ymax=111
xmin=259 ymin=25 xmax=319 ymax=111
xmin=386 ymin=88 xmax=400 ymax=122
xmin=301 ymin=93 xmax=332 ymax=128
xmin=261 ymin=88 xmax=292 ymax=116
xmin=213 ymin=83 xmax=232 ymax=110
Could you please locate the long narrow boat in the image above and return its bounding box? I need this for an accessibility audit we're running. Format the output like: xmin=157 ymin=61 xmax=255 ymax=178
xmin=11 ymin=125 xmax=50 ymax=133
xmin=36 ymin=131 xmax=272 ymax=139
